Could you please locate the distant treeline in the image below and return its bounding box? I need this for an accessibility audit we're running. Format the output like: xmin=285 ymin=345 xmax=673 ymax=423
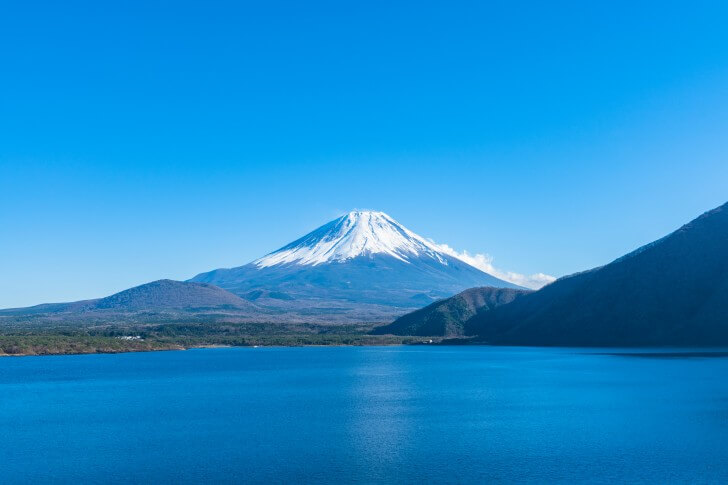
xmin=0 ymin=322 xmax=430 ymax=356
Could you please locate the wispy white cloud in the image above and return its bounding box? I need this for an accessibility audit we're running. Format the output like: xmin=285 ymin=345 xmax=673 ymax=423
xmin=433 ymin=243 xmax=556 ymax=290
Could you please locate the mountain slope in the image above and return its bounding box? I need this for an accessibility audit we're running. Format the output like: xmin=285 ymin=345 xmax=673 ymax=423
xmin=466 ymin=202 xmax=728 ymax=346
xmin=371 ymin=286 xmax=532 ymax=337
xmin=190 ymin=211 xmax=522 ymax=317
xmin=90 ymin=279 xmax=255 ymax=311
xmin=0 ymin=280 xmax=258 ymax=316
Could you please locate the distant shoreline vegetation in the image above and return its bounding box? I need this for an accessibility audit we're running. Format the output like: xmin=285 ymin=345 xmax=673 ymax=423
xmin=0 ymin=324 xmax=434 ymax=357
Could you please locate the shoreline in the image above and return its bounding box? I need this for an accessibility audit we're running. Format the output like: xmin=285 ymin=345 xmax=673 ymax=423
xmin=0 ymin=342 xmax=416 ymax=358
xmin=5 ymin=342 xmax=728 ymax=359
xmin=0 ymin=335 xmax=434 ymax=358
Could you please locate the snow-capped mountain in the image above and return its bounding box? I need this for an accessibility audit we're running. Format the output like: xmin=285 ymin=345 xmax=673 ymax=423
xmin=190 ymin=210 xmax=522 ymax=321
xmin=255 ymin=211 xmax=452 ymax=267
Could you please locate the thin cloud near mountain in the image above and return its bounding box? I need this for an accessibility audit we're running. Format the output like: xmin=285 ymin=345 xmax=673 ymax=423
xmin=434 ymin=243 xmax=556 ymax=290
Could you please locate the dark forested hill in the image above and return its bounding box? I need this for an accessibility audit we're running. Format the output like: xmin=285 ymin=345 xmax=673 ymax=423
xmin=371 ymin=286 xmax=531 ymax=337
xmin=466 ymin=202 xmax=728 ymax=346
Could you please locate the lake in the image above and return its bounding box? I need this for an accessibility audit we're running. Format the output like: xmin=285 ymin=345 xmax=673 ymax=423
xmin=2 ymin=346 xmax=727 ymax=483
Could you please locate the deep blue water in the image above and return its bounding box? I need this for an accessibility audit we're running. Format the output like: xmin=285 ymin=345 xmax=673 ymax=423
xmin=2 ymin=346 xmax=728 ymax=483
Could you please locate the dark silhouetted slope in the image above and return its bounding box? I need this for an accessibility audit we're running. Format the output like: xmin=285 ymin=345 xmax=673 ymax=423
xmin=466 ymin=202 xmax=728 ymax=346
xmin=372 ymin=286 xmax=531 ymax=337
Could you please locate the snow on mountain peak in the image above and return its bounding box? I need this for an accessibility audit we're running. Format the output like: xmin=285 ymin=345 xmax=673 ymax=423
xmin=254 ymin=210 xmax=449 ymax=268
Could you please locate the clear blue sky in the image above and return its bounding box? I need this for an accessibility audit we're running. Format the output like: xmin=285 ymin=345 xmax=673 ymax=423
xmin=1 ymin=1 xmax=727 ymax=307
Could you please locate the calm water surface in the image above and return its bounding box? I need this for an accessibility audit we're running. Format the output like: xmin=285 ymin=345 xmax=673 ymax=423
xmin=2 ymin=346 xmax=728 ymax=483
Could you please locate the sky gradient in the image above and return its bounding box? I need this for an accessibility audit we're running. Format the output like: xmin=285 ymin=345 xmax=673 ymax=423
xmin=2 ymin=1 xmax=728 ymax=307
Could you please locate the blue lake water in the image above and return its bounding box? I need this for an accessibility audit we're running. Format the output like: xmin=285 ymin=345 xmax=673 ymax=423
xmin=2 ymin=346 xmax=728 ymax=483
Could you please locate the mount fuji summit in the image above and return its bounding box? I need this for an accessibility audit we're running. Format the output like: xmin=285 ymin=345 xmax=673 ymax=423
xmin=190 ymin=211 xmax=522 ymax=321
